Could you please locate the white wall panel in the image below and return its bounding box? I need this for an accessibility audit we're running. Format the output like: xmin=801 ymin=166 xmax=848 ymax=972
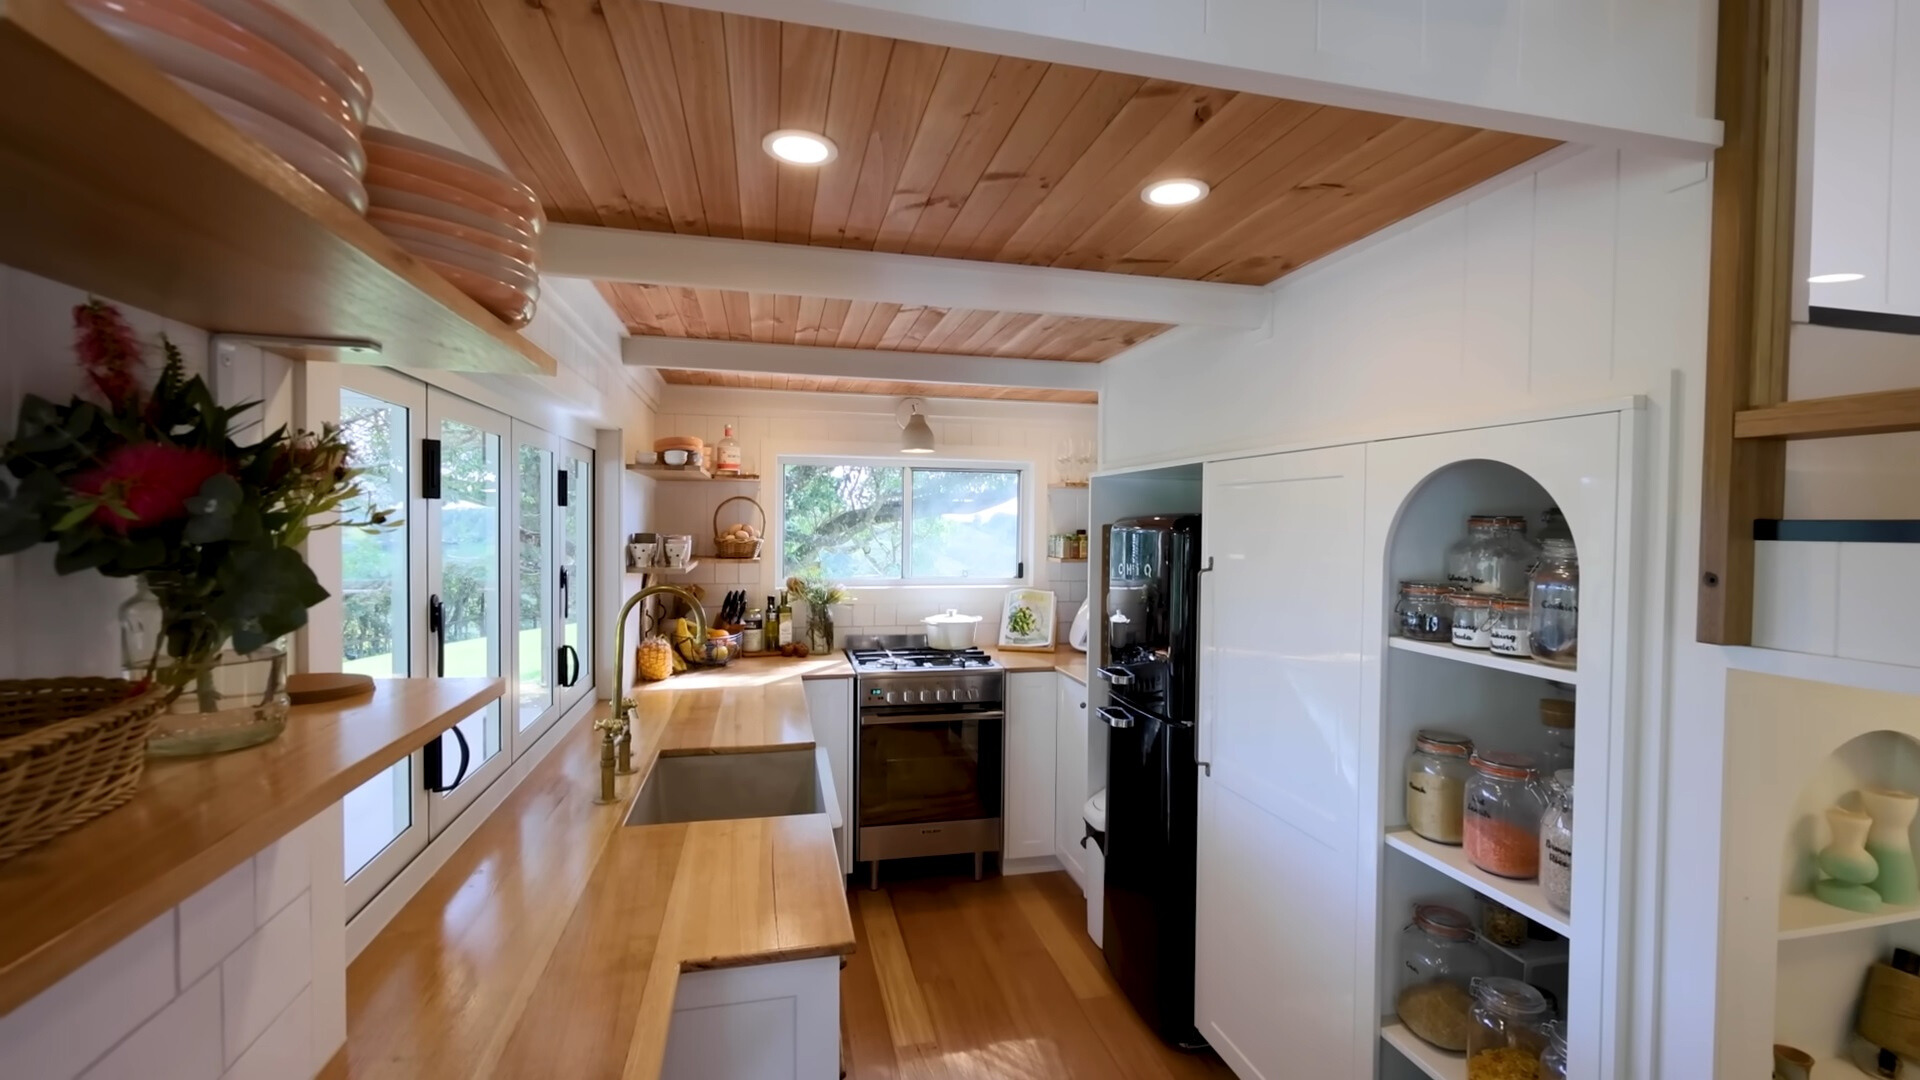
xmin=1529 ymin=149 xmax=1620 ymax=395
xmin=1808 ymin=0 xmax=1897 ymax=308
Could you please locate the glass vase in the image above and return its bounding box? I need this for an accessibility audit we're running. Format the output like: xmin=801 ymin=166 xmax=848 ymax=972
xmin=122 ymin=578 xmax=291 ymax=757
xmin=806 ymin=608 xmax=834 ymax=654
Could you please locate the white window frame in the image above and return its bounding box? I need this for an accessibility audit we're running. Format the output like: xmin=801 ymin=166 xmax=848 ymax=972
xmin=774 ymin=456 xmax=1032 ymax=587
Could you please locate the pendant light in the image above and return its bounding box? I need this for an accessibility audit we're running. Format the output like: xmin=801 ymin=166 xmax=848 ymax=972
xmin=897 ymin=398 xmax=935 ymax=454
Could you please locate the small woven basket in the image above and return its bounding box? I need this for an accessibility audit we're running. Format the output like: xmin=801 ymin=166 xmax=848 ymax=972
xmin=0 ymin=679 xmax=167 ymax=862
xmin=713 ymin=495 xmax=766 ymax=560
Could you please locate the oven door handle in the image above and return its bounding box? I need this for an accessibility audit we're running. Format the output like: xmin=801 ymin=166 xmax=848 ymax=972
xmin=1096 ymin=706 xmax=1137 ymax=729
xmin=860 ymin=709 xmax=1006 ymax=727
xmin=1097 ymin=666 xmax=1134 ymax=686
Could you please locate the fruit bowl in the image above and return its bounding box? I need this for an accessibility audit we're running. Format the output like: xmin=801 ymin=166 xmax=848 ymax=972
xmin=692 ymin=631 xmax=741 ymax=667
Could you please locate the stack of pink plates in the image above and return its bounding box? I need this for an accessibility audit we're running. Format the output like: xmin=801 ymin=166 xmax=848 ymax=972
xmin=363 ymin=127 xmax=544 ymax=328
xmin=71 ymin=0 xmax=371 ymax=212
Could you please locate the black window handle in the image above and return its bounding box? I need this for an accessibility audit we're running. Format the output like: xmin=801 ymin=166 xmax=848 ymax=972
xmin=559 ymin=566 xmax=570 ymax=619
xmin=558 ymin=644 xmax=580 ymax=688
xmin=423 ymin=723 xmax=471 ymax=792
xmin=428 ymin=594 xmax=445 ymax=677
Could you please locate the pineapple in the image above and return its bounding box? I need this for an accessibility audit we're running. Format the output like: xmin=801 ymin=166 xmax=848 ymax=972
xmin=638 ymin=635 xmax=674 ymax=682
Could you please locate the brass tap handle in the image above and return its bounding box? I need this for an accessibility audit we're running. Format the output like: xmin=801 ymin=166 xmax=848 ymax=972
xmin=615 ymin=726 xmax=634 ymax=775
xmin=595 ymin=728 xmax=617 ymax=804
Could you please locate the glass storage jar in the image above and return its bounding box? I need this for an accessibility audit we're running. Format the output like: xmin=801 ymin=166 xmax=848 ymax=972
xmin=1450 ymin=594 xmax=1494 ymax=649
xmin=1466 ymin=977 xmax=1552 ymax=1080
xmin=1446 ymin=517 xmax=1500 ymax=591
xmin=1536 ymin=1020 xmax=1569 ymax=1080
xmin=1537 ymin=506 xmax=1573 ymax=545
xmin=1487 ymin=597 xmax=1531 ymax=657
xmin=1480 ymin=899 xmax=1529 ymax=948
xmin=1395 ymin=904 xmax=1491 ymax=1051
xmin=1396 ymin=582 xmax=1455 ymax=643
xmin=1538 ymin=698 xmax=1575 ymax=776
xmin=1407 ymin=730 xmax=1475 ymax=844
xmin=1541 ymin=769 xmax=1574 ymax=914
xmin=1464 ymin=751 xmax=1548 ymax=879
xmin=1529 ymin=537 xmax=1579 ymax=667
xmin=1481 ymin=516 xmax=1541 ymax=596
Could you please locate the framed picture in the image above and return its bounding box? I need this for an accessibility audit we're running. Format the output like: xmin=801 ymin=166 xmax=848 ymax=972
xmin=998 ymin=588 xmax=1056 ymax=651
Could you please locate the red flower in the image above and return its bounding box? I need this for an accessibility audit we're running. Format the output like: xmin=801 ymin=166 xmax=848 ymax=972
xmin=72 ymin=300 xmax=145 ymax=412
xmin=72 ymin=444 xmax=228 ymax=532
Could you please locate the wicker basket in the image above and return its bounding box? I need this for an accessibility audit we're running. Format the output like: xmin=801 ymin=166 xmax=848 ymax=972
xmin=713 ymin=495 xmax=766 ymax=560
xmin=0 ymin=679 xmax=167 ymax=862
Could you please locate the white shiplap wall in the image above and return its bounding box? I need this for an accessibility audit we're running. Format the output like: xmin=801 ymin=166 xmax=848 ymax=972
xmin=1100 ymin=145 xmax=1723 ymax=1078
xmin=635 ymin=387 xmax=1097 ymax=649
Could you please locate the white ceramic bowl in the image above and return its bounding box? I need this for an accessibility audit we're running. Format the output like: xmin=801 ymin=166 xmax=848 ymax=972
xmin=365 ymin=184 xmax=536 ymax=246
xmin=180 ymin=82 xmax=366 ymax=211
xmin=384 ymin=230 xmax=538 ymax=294
xmin=364 ymin=127 xmax=543 ymax=229
xmin=195 ymin=0 xmax=372 ymax=123
xmin=366 ymin=203 xmax=535 ymax=265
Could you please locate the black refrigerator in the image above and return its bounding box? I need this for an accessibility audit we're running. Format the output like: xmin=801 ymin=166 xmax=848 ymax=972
xmin=1095 ymin=514 xmax=1203 ymax=1047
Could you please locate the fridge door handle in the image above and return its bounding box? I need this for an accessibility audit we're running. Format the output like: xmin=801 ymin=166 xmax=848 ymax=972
xmin=1096 ymin=706 xmax=1136 ymax=729
xmin=1097 ymin=666 xmax=1134 ymax=686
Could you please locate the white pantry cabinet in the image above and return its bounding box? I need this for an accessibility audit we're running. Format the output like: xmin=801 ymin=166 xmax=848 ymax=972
xmin=1004 ymin=671 xmax=1058 ymax=861
xmin=802 ymin=677 xmax=853 ymax=874
xmin=1055 ymin=673 xmax=1090 ymax=889
xmin=1195 ymin=446 xmax=1367 ymax=1080
xmin=660 ymin=955 xmax=840 ymax=1080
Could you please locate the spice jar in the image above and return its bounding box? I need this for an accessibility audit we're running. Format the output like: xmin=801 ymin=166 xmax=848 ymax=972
xmin=1447 ymin=517 xmax=1500 ymax=591
xmin=1464 ymin=751 xmax=1548 ymax=879
xmin=1536 ymin=1020 xmax=1569 ymax=1080
xmin=1541 ymin=769 xmax=1574 ymax=914
xmin=1466 ymin=977 xmax=1551 ymax=1080
xmin=1538 ymin=698 xmax=1575 ymax=776
xmin=1480 ymin=899 xmax=1529 ymax=948
xmin=1450 ymin=594 xmax=1494 ymax=649
xmin=1395 ymin=904 xmax=1491 ymax=1051
xmin=1487 ymin=597 xmax=1531 ymax=657
xmin=1528 ymin=537 xmax=1579 ymax=667
xmin=1407 ymin=730 xmax=1474 ymax=844
xmin=1396 ymin=582 xmax=1455 ymax=643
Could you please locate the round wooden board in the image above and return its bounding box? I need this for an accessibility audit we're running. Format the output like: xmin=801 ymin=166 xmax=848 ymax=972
xmin=287 ymin=672 xmax=375 ymax=706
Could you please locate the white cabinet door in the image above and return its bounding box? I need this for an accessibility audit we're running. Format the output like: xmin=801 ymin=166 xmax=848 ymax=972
xmin=1004 ymin=671 xmax=1057 ymax=861
xmin=1055 ymin=673 xmax=1089 ymax=889
xmin=802 ymin=677 xmax=854 ymax=875
xmin=1196 ymin=446 xmax=1365 ymax=1080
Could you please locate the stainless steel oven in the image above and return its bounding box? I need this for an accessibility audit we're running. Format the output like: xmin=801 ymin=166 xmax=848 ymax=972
xmin=852 ymin=665 xmax=1004 ymax=888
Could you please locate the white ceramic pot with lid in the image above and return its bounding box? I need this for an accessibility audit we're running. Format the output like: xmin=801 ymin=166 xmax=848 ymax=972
xmin=923 ymin=609 xmax=982 ymax=650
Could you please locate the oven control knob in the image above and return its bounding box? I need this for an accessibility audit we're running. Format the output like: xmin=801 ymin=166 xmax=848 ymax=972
xmin=934 ymin=689 xmax=948 ymax=702
xmin=918 ymin=690 xmax=932 ymax=703
xmin=885 ymin=692 xmax=897 ymax=704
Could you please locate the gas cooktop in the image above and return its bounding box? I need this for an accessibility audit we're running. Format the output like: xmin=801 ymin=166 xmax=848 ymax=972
xmin=844 ymin=635 xmax=999 ymax=673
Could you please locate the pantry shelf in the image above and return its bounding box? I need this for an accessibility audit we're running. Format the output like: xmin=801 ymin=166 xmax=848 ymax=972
xmin=1384 ymin=829 xmax=1573 ymax=937
xmin=1387 ymin=637 xmax=1575 ymax=682
xmin=0 ymin=0 xmax=555 ymax=376
xmin=1777 ymin=892 xmax=1920 ymax=941
xmin=1380 ymin=1022 xmax=1464 ymax=1080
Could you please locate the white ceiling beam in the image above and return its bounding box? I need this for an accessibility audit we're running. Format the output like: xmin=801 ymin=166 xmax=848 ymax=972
xmin=543 ymin=224 xmax=1271 ymax=331
xmin=624 ymin=337 xmax=1103 ymax=392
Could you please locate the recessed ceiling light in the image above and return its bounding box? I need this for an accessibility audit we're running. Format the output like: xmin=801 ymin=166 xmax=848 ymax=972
xmin=1141 ymin=178 xmax=1209 ymax=207
xmin=763 ymin=129 xmax=837 ymax=165
xmin=1808 ymin=272 xmax=1866 ymax=284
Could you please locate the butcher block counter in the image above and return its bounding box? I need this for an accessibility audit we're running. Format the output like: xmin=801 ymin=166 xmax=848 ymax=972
xmin=0 ymin=675 xmax=502 ymax=1016
xmin=322 ymin=664 xmax=856 ymax=1080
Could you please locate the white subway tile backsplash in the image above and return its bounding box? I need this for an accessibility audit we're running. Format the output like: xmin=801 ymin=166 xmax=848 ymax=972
xmin=0 ymin=913 xmax=175 ymax=1080
xmin=220 ymin=989 xmax=311 ymax=1080
xmin=178 ymin=861 xmax=255 ymax=988
xmin=79 ymin=973 xmax=222 ymax=1080
xmin=253 ymin=823 xmax=310 ymax=924
xmin=220 ymin=895 xmax=311 ymax=1066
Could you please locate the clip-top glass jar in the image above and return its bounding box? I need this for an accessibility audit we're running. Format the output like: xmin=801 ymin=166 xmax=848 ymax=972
xmin=1397 ymin=582 xmax=1455 ymax=643
xmin=1541 ymin=769 xmax=1574 ymax=914
xmin=1446 ymin=517 xmax=1500 ymax=591
xmin=1487 ymin=597 xmax=1531 ymax=657
xmin=1536 ymin=1020 xmax=1569 ymax=1080
xmin=1529 ymin=537 xmax=1579 ymax=667
xmin=1407 ymin=730 xmax=1474 ymax=844
xmin=1538 ymin=698 xmax=1575 ymax=776
xmin=1395 ymin=903 xmax=1491 ymax=1051
xmin=1464 ymin=751 xmax=1548 ymax=879
xmin=1450 ymin=594 xmax=1494 ymax=649
xmin=1466 ymin=977 xmax=1551 ymax=1080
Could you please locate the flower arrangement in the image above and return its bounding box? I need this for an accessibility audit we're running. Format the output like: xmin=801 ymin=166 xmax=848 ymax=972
xmin=0 ymin=300 xmax=383 ymax=698
xmin=784 ymin=575 xmax=849 ymax=613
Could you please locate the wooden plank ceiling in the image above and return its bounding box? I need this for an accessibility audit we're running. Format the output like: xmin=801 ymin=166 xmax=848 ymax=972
xmin=655 ymin=369 xmax=1098 ymax=404
xmin=390 ymin=0 xmax=1559 ymax=384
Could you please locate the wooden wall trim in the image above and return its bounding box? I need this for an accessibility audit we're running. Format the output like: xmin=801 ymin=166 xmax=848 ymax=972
xmin=1698 ymin=0 xmax=1801 ymax=645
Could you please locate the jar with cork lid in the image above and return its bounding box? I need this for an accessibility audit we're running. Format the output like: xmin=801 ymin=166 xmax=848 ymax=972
xmin=1407 ymin=730 xmax=1474 ymax=844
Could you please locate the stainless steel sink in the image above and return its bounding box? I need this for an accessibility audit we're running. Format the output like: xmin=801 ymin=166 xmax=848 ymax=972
xmin=624 ymin=749 xmax=826 ymax=826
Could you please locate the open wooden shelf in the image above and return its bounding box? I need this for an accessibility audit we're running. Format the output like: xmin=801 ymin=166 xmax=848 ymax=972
xmin=625 ymin=560 xmax=699 ymax=576
xmin=1048 ymin=556 xmax=1087 ymax=563
xmin=1384 ymin=828 xmax=1572 ymax=937
xmin=1380 ymin=1022 xmax=1464 ymax=1080
xmin=0 ymin=0 xmax=553 ymax=375
xmin=1388 ymin=636 xmax=1575 ymax=682
xmin=1778 ymin=892 xmax=1920 ymax=941
xmin=626 ymin=463 xmax=762 ymax=483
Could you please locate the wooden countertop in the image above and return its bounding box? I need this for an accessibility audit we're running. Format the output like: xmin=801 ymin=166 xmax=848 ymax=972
xmin=0 ymin=676 xmax=502 ymax=1015
xmin=634 ymin=648 xmax=1083 ymax=684
xmin=323 ymin=675 xmax=855 ymax=1080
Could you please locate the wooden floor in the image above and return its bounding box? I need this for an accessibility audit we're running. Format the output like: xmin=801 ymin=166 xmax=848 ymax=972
xmin=842 ymin=870 xmax=1236 ymax=1080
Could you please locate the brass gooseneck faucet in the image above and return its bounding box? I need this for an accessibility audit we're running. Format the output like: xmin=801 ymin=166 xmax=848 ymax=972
xmin=598 ymin=583 xmax=709 ymax=803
